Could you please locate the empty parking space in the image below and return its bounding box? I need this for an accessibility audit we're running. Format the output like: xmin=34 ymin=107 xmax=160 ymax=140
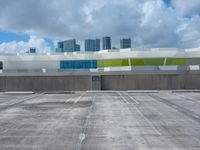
xmin=0 ymin=91 xmax=200 ymax=149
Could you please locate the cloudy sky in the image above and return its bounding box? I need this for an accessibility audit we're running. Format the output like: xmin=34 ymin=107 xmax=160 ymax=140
xmin=0 ymin=0 xmax=200 ymax=52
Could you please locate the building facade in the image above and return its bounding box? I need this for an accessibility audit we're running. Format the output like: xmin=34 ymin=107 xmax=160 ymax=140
xmin=76 ymin=44 xmax=80 ymax=51
xmin=95 ymin=39 xmax=100 ymax=51
xmin=26 ymin=47 xmax=36 ymax=53
xmin=85 ymin=39 xmax=100 ymax=51
xmin=63 ymin=39 xmax=76 ymax=52
xmin=57 ymin=39 xmax=80 ymax=52
xmin=103 ymin=37 xmax=111 ymax=50
xmin=1 ymin=48 xmax=200 ymax=71
xmin=120 ymin=38 xmax=131 ymax=49
xmin=57 ymin=42 xmax=64 ymax=52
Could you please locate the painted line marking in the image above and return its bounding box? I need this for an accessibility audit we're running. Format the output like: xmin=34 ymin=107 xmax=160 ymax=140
xmin=118 ymin=92 xmax=161 ymax=136
xmin=76 ymin=94 xmax=96 ymax=150
xmin=118 ymin=92 xmax=130 ymax=104
xmin=74 ymin=92 xmax=86 ymax=104
xmin=126 ymin=93 xmax=140 ymax=104
xmin=0 ymin=93 xmax=44 ymax=112
xmin=150 ymin=94 xmax=200 ymax=123
xmin=79 ymin=133 xmax=86 ymax=141
xmin=133 ymin=105 xmax=162 ymax=136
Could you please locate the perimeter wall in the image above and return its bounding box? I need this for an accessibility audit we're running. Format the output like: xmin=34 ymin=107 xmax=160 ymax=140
xmin=101 ymin=74 xmax=200 ymax=90
xmin=0 ymin=74 xmax=200 ymax=91
xmin=0 ymin=76 xmax=91 ymax=91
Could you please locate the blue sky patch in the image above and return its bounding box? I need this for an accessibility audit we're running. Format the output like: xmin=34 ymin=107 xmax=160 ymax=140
xmin=163 ymin=0 xmax=171 ymax=7
xmin=0 ymin=30 xmax=29 ymax=43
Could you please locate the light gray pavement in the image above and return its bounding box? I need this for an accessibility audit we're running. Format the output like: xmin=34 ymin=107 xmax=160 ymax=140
xmin=0 ymin=91 xmax=200 ymax=149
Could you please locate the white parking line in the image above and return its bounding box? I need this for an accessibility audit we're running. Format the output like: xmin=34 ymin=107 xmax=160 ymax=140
xmin=0 ymin=93 xmax=44 ymax=112
xmin=74 ymin=92 xmax=86 ymax=103
xmin=126 ymin=93 xmax=140 ymax=104
xmin=117 ymin=92 xmax=130 ymax=104
xmin=65 ymin=97 xmax=73 ymax=103
xmin=133 ymin=104 xmax=162 ymax=136
xmin=4 ymin=91 xmax=35 ymax=94
xmin=118 ymin=92 xmax=160 ymax=135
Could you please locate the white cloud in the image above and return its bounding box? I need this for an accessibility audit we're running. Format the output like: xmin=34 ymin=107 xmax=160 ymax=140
xmin=171 ymin=0 xmax=200 ymax=17
xmin=176 ymin=15 xmax=200 ymax=48
xmin=0 ymin=0 xmax=200 ymax=50
xmin=0 ymin=36 xmax=51 ymax=53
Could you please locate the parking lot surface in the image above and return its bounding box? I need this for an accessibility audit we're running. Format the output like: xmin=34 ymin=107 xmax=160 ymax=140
xmin=0 ymin=91 xmax=200 ymax=150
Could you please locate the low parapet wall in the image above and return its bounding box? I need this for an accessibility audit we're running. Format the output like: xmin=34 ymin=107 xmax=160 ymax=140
xmin=101 ymin=74 xmax=200 ymax=90
xmin=0 ymin=74 xmax=200 ymax=91
xmin=0 ymin=76 xmax=91 ymax=91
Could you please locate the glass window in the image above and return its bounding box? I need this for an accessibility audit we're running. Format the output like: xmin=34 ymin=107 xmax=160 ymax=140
xmin=60 ymin=60 xmax=97 ymax=69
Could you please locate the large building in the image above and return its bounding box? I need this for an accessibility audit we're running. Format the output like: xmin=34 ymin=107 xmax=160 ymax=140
xmin=26 ymin=47 xmax=36 ymax=53
xmin=76 ymin=44 xmax=80 ymax=51
xmin=1 ymin=48 xmax=200 ymax=91
xmin=120 ymin=38 xmax=131 ymax=49
xmin=95 ymin=39 xmax=100 ymax=51
xmin=85 ymin=39 xmax=100 ymax=51
xmin=57 ymin=42 xmax=64 ymax=52
xmin=57 ymin=39 xmax=80 ymax=52
xmin=103 ymin=37 xmax=111 ymax=50
xmin=0 ymin=48 xmax=200 ymax=71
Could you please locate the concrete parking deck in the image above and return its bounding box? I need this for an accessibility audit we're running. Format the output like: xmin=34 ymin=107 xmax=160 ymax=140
xmin=0 ymin=91 xmax=200 ymax=150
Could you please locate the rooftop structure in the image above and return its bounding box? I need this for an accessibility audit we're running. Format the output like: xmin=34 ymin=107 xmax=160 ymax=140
xmin=85 ymin=39 xmax=100 ymax=51
xmin=120 ymin=38 xmax=131 ymax=49
xmin=0 ymin=48 xmax=200 ymax=71
xmin=26 ymin=47 xmax=36 ymax=53
xmin=103 ymin=37 xmax=111 ymax=50
xmin=57 ymin=39 xmax=80 ymax=52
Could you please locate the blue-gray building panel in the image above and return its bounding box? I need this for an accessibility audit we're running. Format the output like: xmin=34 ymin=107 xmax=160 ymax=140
xmin=60 ymin=60 xmax=97 ymax=69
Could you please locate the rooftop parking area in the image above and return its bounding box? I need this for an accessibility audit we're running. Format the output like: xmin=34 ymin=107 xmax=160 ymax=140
xmin=0 ymin=91 xmax=200 ymax=149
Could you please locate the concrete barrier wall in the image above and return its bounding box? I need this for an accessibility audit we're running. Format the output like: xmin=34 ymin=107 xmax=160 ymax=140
xmin=0 ymin=76 xmax=91 ymax=91
xmin=0 ymin=74 xmax=200 ymax=91
xmin=101 ymin=74 xmax=200 ymax=90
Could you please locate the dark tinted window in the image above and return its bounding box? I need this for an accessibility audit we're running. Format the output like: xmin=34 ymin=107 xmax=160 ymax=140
xmin=60 ymin=60 xmax=97 ymax=69
xmin=0 ymin=62 xmax=2 ymax=69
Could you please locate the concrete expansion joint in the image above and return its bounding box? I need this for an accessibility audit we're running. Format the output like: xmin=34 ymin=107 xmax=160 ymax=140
xmin=0 ymin=92 xmax=44 ymax=112
xmin=150 ymin=94 xmax=200 ymax=123
xmin=75 ymin=94 xmax=95 ymax=150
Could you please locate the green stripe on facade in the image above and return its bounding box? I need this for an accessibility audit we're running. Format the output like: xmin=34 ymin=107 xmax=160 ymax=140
xmin=131 ymin=59 xmax=144 ymax=66
xmin=131 ymin=59 xmax=165 ymax=66
xmin=166 ymin=58 xmax=187 ymax=66
xmin=97 ymin=59 xmax=129 ymax=67
xmin=97 ymin=58 xmax=188 ymax=67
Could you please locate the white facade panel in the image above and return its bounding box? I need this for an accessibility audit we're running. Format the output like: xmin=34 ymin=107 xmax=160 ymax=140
xmin=104 ymin=66 xmax=132 ymax=72
xmin=3 ymin=61 xmax=60 ymax=70
xmin=189 ymin=65 xmax=200 ymax=70
xmin=0 ymin=48 xmax=200 ymax=62
xmin=0 ymin=48 xmax=200 ymax=71
xmin=159 ymin=66 xmax=178 ymax=70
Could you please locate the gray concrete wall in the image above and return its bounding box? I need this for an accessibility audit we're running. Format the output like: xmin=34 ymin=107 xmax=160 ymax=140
xmin=101 ymin=74 xmax=200 ymax=90
xmin=0 ymin=74 xmax=200 ymax=91
xmin=0 ymin=76 xmax=91 ymax=91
